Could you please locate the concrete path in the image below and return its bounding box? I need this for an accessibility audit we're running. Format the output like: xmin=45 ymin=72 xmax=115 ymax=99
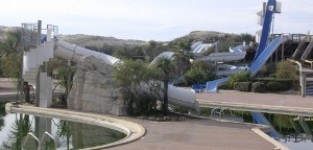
xmin=197 ymin=90 xmax=313 ymax=115
xmin=109 ymin=118 xmax=282 ymax=150
xmin=0 ymin=78 xmax=18 ymax=101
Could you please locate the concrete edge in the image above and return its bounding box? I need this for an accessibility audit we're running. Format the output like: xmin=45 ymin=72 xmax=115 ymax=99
xmin=199 ymin=100 xmax=313 ymax=116
xmin=5 ymin=103 xmax=146 ymax=150
xmin=252 ymin=128 xmax=289 ymax=150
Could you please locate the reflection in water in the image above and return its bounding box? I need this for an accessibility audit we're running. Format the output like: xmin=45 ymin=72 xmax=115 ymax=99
xmin=0 ymin=103 xmax=126 ymax=150
xmin=0 ymin=102 xmax=7 ymax=131
xmin=203 ymin=108 xmax=313 ymax=150
xmin=57 ymin=121 xmax=71 ymax=150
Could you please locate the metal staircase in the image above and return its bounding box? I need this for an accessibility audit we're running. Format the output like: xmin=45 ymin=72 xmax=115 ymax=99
xmin=305 ymin=76 xmax=313 ymax=96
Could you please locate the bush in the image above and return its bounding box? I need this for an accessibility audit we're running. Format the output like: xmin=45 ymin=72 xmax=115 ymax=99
xmin=251 ymin=82 xmax=266 ymax=93
xmin=234 ymin=82 xmax=251 ymax=92
xmin=184 ymin=67 xmax=215 ymax=86
xmin=275 ymin=60 xmax=297 ymax=79
xmin=256 ymin=63 xmax=276 ymax=78
xmin=228 ymin=71 xmax=252 ymax=89
xmin=266 ymin=81 xmax=292 ymax=92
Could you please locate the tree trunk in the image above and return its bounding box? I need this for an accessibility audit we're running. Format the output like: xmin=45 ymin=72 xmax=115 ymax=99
xmin=163 ymin=79 xmax=169 ymax=115
xmin=23 ymin=82 xmax=30 ymax=103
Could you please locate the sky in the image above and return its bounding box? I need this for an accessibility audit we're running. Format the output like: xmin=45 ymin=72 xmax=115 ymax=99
xmin=0 ymin=0 xmax=313 ymax=41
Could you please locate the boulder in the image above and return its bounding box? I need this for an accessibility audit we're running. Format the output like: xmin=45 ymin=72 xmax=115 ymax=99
xmin=68 ymin=56 xmax=127 ymax=115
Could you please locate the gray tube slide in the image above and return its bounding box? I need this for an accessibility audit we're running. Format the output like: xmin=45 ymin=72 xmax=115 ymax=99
xmin=55 ymin=40 xmax=198 ymax=110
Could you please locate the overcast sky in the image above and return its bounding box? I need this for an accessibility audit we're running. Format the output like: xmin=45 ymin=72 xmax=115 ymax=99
xmin=0 ymin=0 xmax=312 ymax=41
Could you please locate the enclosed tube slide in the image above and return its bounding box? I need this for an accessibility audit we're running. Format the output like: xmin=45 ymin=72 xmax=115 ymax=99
xmin=196 ymin=52 xmax=246 ymax=62
xmin=55 ymin=40 xmax=120 ymax=65
xmin=55 ymin=40 xmax=198 ymax=110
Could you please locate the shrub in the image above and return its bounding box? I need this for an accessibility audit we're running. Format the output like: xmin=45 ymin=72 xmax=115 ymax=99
xmin=251 ymin=82 xmax=266 ymax=93
xmin=256 ymin=63 xmax=276 ymax=78
xmin=275 ymin=60 xmax=297 ymax=79
xmin=233 ymin=82 xmax=251 ymax=92
xmin=228 ymin=71 xmax=252 ymax=89
xmin=266 ymin=81 xmax=292 ymax=92
xmin=184 ymin=67 xmax=215 ymax=86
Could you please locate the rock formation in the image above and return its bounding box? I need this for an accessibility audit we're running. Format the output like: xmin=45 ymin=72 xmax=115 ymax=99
xmin=67 ymin=56 xmax=126 ymax=115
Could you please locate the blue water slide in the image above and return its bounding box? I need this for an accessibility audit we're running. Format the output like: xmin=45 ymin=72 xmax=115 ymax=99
xmin=249 ymin=36 xmax=286 ymax=76
xmin=254 ymin=0 xmax=277 ymax=60
xmin=206 ymin=78 xmax=229 ymax=93
xmin=204 ymin=36 xmax=285 ymax=92
xmin=251 ymin=112 xmax=281 ymax=139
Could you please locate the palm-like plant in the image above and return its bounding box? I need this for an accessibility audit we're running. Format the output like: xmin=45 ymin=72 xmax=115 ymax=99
xmin=172 ymin=48 xmax=193 ymax=77
xmin=57 ymin=120 xmax=72 ymax=150
xmin=155 ymin=58 xmax=175 ymax=115
xmin=7 ymin=114 xmax=32 ymax=150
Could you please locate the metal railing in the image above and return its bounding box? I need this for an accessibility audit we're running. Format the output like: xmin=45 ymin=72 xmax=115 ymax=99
xmin=22 ymin=131 xmax=56 ymax=150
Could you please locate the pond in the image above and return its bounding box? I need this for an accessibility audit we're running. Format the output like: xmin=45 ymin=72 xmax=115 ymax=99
xmin=203 ymin=108 xmax=313 ymax=150
xmin=0 ymin=102 xmax=126 ymax=150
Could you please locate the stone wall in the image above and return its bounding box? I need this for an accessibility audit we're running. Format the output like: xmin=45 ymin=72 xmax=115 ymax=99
xmin=67 ymin=56 xmax=126 ymax=115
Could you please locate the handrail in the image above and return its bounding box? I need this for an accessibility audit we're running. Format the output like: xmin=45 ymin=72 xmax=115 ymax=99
xmin=22 ymin=131 xmax=56 ymax=150
xmin=291 ymin=61 xmax=305 ymax=97
xmin=22 ymin=132 xmax=40 ymax=150
xmin=40 ymin=131 xmax=57 ymax=150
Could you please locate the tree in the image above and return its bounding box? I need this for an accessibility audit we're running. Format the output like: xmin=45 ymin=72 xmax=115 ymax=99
xmin=184 ymin=60 xmax=216 ymax=85
xmin=155 ymin=58 xmax=175 ymax=115
xmin=172 ymin=48 xmax=193 ymax=77
xmin=144 ymin=41 xmax=166 ymax=62
xmin=114 ymin=59 xmax=162 ymax=115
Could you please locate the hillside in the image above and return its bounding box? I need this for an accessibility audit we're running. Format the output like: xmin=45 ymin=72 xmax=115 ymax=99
xmin=60 ymin=34 xmax=147 ymax=47
xmin=0 ymin=25 xmax=254 ymax=55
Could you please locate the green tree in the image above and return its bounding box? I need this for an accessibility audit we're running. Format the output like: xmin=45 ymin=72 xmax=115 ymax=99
xmin=172 ymin=48 xmax=193 ymax=77
xmin=57 ymin=64 xmax=76 ymax=105
xmin=154 ymin=58 xmax=175 ymax=115
xmin=184 ymin=60 xmax=216 ymax=86
xmin=0 ymin=30 xmax=23 ymax=78
xmin=144 ymin=41 xmax=166 ymax=62
xmin=114 ymin=60 xmax=162 ymax=115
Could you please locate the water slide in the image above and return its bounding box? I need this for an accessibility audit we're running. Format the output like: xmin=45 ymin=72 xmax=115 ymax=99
xmin=191 ymin=41 xmax=216 ymax=54
xmin=55 ymin=40 xmax=199 ymax=111
xmin=216 ymin=64 xmax=248 ymax=76
xmin=205 ymin=35 xmax=286 ymax=92
xmin=196 ymin=52 xmax=246 ymax=62
xmin=253 ymin=0 xmax=277 ymax=60
xmin=249 ymin=35 xmax=286 ymax=76
xmin=251 ymin=112 xmax=281 ymax=139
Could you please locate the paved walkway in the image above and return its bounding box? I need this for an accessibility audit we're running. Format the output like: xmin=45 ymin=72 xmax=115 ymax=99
xmin=0 ymin=78 xmax=18 ymax=101
xmin=197 ymin=90 xmax=313 ymax=115
xmin=109 ymin=118 xmax=281 ymax=150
